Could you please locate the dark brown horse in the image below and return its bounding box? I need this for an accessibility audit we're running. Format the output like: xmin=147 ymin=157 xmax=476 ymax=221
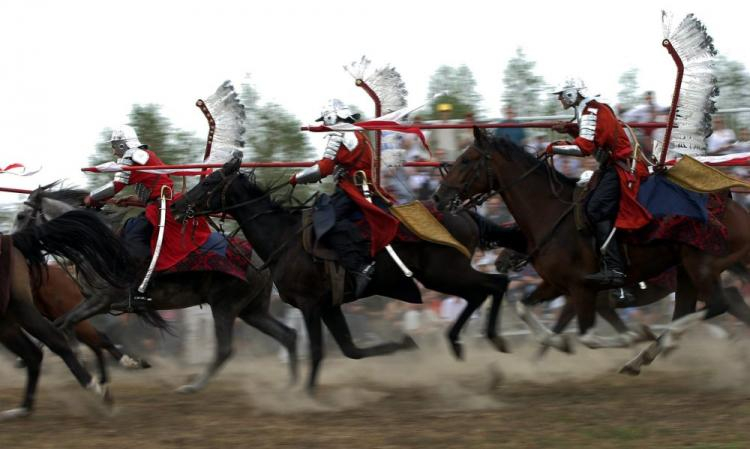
xmin=171 ymin=158 xmax=513 ymax=392
xmin=435 ymin=128 xmax=750 ymax=373
xmin=30 ymin=264 xmax=151 ymax=379
xmin=1 ymin=209 xmax=134 ymax=420
xmin=14 ymin=186 xmax=298 ymax=393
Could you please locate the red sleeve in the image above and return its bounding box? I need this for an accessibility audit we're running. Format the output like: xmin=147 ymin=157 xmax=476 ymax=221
xmin=318 ymin=158 xmax=336 ymax=177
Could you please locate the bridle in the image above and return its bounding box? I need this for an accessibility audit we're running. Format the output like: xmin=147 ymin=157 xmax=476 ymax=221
xmin=442 ymin=143 xmax=546 ymax=210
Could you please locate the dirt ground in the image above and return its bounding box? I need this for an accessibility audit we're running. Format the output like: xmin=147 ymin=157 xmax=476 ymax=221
xmin=2 ymin=332 xmax=750 ymax=449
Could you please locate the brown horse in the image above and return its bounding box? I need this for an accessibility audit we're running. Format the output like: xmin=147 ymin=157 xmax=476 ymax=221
xmin=30 ymin=265 xmax=151 ymax=378
xmin=1 ymin=209 xmax=134 ymax=420
xmin=435 ymin=128 xmax=750 ymax=373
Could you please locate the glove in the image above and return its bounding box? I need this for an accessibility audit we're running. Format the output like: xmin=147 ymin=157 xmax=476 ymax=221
xmin=551 ymin=121 xmax=568 ymax=133
xmin=289 ymin=174 xmax=297 ymax=186
xmin=83 ymin=195 xmax=102 ymax=209
xmin=551 ymin=121 xmax=578 ymax=135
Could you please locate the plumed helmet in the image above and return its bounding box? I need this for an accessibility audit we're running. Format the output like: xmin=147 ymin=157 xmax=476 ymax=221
xmin=316 ymin=99 xmax=361 ymax=126
xmin=551 ymin=78 xmax=587 ymax=109
xmin=109 ymin=125 xmax=146 ymax=156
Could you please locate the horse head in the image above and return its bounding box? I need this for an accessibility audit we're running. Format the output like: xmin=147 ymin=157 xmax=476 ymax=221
xmin=13 ymin=181 xmax=79 ymax=232
xmin=172 ymin=157 xmax=244 ymax=222
xmin=434 ymin=127 xmax=499 ymax=212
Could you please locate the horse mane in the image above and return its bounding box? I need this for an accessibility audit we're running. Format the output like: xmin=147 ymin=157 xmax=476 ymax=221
xmin=36 ymin=183 xmax=88 ymax=205
xmin=485 ymin=135 xmax=580 ymax=188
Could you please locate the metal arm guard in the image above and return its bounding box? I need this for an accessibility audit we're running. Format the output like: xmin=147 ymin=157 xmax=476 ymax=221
xmin=294 ymin=163 xmax=323 ymax=184
xmin=551 ymin=145 xmax=584 ymax=156
xmin=90 ymin=181 xmax=116 ymax=201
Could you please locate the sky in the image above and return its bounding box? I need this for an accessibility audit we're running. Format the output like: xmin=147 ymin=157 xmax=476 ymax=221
xmin=0 ymin=0 xmax=748 ymax=200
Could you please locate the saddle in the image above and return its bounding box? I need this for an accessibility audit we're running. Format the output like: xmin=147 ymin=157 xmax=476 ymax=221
xmin=301 ymin=208 xmax=347 ymax=306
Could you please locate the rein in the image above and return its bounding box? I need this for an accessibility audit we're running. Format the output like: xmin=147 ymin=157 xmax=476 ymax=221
xmin=450 ymin=143 xmax=586 ymax=262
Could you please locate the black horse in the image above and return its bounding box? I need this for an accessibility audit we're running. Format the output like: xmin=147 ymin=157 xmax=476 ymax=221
xmin=14 ymin=186 xmax=298 ymax=393
xmin=172 ymin=158 xmax=515 ymax=391
xmin=1 ymin=209 xmax=134 ymax=420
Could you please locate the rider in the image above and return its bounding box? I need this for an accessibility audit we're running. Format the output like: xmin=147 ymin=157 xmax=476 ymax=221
xmin=85 ymin=125 xmax=211 ymax=299
xmin=546 ymin=78 xmax=651 ymax=288
xmin=289 ymin=99 xmax=401 ymax=297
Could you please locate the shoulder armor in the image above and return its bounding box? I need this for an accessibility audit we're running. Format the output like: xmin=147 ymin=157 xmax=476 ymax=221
xmin=342 ymin=133 xmax=358 ymax=151
xmin=128 ymin=149 xmax=150 ymax=165
xmin=579 ymin=108 xmax=598 ymax=141
xmin=323 ymin=132 xmax=344 ymax=159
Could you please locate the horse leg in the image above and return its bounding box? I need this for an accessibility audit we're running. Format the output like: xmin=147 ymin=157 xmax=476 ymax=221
xmin=176 ymin=304 xmax=235 ymax=394
xmin=54 ymin=293 xmax=112 ymax=334
xmin=536 ymin=301 xmax=577 ymax=359
xmin=448 ymin=299 xmax=483 ymax=360
xmin=578 ymin=298 xmax=651 ymax=349
xmin=485 ymin=292 xmax=511 ymax=354
xmin=514 ymin=281 xmax=570 ymax=351
xmin=240 ymin=310 xmax=298 ymax=384
xmin=95 ymin=330 xmax=151 ymax=369
xmin=301 ymin=306 xmax=324 ymax=394
xmin=321 ymin=306 xmax=418 ymax=359
xmin=73 ymin=322 xmax=110 ymax=384
xmin=620 ymin=267 xmax=707 ymax=375
xmin=0 ymin=323 xmax=41 ymax=420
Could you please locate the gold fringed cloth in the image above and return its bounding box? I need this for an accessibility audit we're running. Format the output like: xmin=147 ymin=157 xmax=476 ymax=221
xmin=666 ymin=155 xmax=750 ymax=193
xmin=389 ymin=201 xmax=471 ymax=259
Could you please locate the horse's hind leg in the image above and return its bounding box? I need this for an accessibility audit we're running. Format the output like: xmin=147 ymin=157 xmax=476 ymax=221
xmin=54 ymin=293 xmax=112 ymax=334
xmin=95 ymin=330 xmax=150 ymax=369
xmin=321 ymin=306 xmax=418 ymax=360
xmin=240 ymin=310 xmax=298 ymax=384
xmin=74 ymin=322 xmax=109 ymax=384
xmin=301 ymin=306 xmax=324 ymax=394
xmin=176 ymin=304 xmax=235 ymax=394
xmin=448 ymin=299 xmax=483 ymax=360
xmin=0 ymin=323 xmax=41 ymax=420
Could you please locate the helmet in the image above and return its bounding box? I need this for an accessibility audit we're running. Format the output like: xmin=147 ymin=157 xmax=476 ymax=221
xmin=551 ymin=78 xmax=586 ymax=109
xmin=109 ymin=125 xmax=145 ymax=156
xmin=316 ymin=99 xmax=361 ymax=126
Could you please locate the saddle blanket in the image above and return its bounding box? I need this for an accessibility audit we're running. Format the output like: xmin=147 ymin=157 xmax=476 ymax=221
xmin=158 ymin=232 xmax=254 ymax=282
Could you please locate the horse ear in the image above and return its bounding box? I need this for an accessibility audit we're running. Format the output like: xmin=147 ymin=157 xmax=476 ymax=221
xmin=473 ymin=126 xmax=488 ymax=145
xmin=223 ymin=157 xmax=241 ymax=174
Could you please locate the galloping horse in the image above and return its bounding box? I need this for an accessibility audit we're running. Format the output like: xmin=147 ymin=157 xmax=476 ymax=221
xmin=171 ymin=158 xmax=512 ymax=391
xmin=434 ymin=128 xmax=750 ymax=373
xmin=15 ymin=185 xmax=298 ymax=393
xmin=1 ymin=209 xmax=134 ymax=420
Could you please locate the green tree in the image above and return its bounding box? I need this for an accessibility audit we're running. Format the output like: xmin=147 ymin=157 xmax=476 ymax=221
xmin=501 ymin=48 xmax=546 ymax=117
xmin=426 ymin=65 xmax=482 ymax=119
xmin=239 ymin=77 xmax=316 ymax=202
xmin=714 ymin=55 xmax=750 ymax=128
xmin=617 ymin=68 xmax=640 ymax=111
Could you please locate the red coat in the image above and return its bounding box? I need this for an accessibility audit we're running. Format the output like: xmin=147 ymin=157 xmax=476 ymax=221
xmin=114 ymin=150 xmax=211 ymax=270
xmin=316 ymin=132 xmax=400 ymax=256
xmin=572 ymin=100 xmax=652 ymax=230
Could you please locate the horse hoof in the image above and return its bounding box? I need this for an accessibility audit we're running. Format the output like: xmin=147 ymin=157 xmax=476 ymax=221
xmin=619 ymin=363 xmax=641 ymax=376
xmin=14 ymin=358 xmax=26 ymax=369
xmin=490 ymin=336 xmax=511 ymax=354
xmin=449 ymin=340 xmax=464 ymax=360
xmin=119 ymin=355 xmax=142 ymax=369
xmin=401 ymin=335 xmax=418 ymax=350
xmin=175 ymin=384 xmax=200 ymax=394
xmin=0 ymin=407 xmax=31 ymax=422
xmin=139 ymin=359 xmax=152 ymax=369
xmin=102 ymin=385 xmax=114 ymax=407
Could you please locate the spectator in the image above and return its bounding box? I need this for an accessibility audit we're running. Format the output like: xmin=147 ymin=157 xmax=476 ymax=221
xmin=622 ymin=91 xmax=663 ymax=158
xmin=493 ymin=105 xmax=525 ymax=146
xmin=707 ymin=115 xmax=738 ymax=154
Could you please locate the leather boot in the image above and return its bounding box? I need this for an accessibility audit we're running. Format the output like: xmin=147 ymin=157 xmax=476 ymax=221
xmin=584 ymin=220 xmax=626 ymax=287
xmin=353 ymin=261 xmax=376 ymax=297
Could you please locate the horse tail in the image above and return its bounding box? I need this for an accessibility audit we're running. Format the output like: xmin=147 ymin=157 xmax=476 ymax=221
xmin=135 ymin=309 xmax=175 ymax=335
xmin=12 ymin=210 xmax=136 ymax=290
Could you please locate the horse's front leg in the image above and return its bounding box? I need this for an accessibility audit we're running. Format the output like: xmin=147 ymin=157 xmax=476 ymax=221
xmin=54 ymin=292 xmax=113 ymax=333
xmin=514 ymin=280 xmax=571 ymax=352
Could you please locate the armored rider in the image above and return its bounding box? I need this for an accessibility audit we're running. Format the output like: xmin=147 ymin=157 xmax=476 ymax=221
xmin=546 ymin=79 xmax=651 ymax=288
xmin=289 ymin=99 xmax=401 ymax=297
xmin=85 ymin=125 xmax=211 ymax=301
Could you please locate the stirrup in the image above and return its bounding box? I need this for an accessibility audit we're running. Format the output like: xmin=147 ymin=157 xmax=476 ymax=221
xmin=612 ymin=287 xmax=636 ymax=307
xmin=584 ymin=269 xmax=626 ymax=287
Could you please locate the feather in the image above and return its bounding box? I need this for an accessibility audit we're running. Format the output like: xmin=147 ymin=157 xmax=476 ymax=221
xmin=202 ymin=81 xmax=246 ymax=164
xmin=344 ymin=55 xmax=408 ymax=115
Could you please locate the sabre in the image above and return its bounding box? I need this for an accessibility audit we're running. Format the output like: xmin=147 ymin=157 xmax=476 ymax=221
xmin=354 ymin=170 xmax=413 ymax=278
xmin=138 ymin=185 xmax=173 ymax=295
